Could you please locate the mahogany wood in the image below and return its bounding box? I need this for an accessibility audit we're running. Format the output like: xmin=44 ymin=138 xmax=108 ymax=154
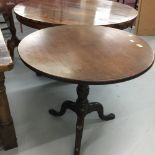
xmin=11 ymin=0 xmax=138 ymax=58
xmin=49 ymin=84 xmax=115 ymax=155
xmin=18 ymin=26 xmax=154 ymax=155
xmin=0 ymin=29 xmax=17 ymax=150
xmin=18 ymin=26 xmax=154 ymax=85
xmin=14 ymin=0 xmax=138 ymax=30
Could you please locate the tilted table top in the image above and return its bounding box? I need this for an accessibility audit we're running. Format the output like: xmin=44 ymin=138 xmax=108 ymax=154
xmin=14 ymin=0 xmax=138 ymax=29
xmin=18 ymin=26 xmax=154 ymax=85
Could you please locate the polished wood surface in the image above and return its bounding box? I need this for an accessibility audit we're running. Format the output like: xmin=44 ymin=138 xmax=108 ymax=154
xmin=14 ymin=0 xmax=138 ymax=29
xmin=0 ymin=30 xmax=13 ymax=71
xmin=18 ymin=26 xmax=154 ymax=155
xmin=0 ymin=29 xmax=17 ymax=150
xmin=18 ymin=26 xmax=154 ymax=84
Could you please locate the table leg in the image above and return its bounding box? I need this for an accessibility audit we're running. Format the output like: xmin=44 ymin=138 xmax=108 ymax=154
xmin=0 ymin=73 xmax=17 ymax=150
xmin=74 ymin=115 xmax=84 ymax=155
xmin=135 ymin=0 xmax=138 ymax=9
xmin=49 ymin=84 xmax=115 ymax=155
xmin=3 ymin=11 xmax=20 ymax=58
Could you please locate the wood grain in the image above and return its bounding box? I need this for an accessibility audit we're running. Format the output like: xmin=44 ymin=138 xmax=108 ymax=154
xmin=14 ymin=0 xmax=138 ymax=29
xmin=18 ymin=26 xmax=154 ymax=84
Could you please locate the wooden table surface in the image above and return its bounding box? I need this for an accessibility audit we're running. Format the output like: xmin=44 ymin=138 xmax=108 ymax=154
xmin=14 ymin=0 xmax=138 ymax=29
xmin=18 ymin=26 xmax=154 ymax=85
xmin=0 ymin=30 xmax=13 ymax=72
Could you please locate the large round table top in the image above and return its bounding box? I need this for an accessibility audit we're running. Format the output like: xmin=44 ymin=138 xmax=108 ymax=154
xmin=18 ymin=26 xmax=154 ymax=84
xmin=14 ymin=0 xmax=138 ymax=29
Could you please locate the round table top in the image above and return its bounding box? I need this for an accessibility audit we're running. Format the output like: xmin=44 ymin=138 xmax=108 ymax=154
xmin=18 ymin=26 xmax=154 ymax=85
xmin=14 ymin=0 xmax=138 ymax=29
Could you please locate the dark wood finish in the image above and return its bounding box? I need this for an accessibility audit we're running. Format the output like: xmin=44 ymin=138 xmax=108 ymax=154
xmin=13 ymin=0 xmax=138 ymax=59
xmin=18 ymin=26 xmax=154 ymax=85
xmin=134 ymin=0 xmax=138 ymax=9
xmin=0 ymin=1 xmax=8 ymax=30
xmin=6 ymin=10 xmax=20 ymax=58
xmin=117 ymin=0 xmax=125 ymax=3
xmin=14 ymin=0 xmax=138 ymax=30
xmin=49 ymin=84 xmax=115 ymax=155
xmin=0 ymin=0 xmax=20 ymax=58
xmin=0 ymin=29 xmax=17 ymax=150
xmin=116 ymin=0 xmax=138 ymax=9
xmin=18 ymin=26 xmax=154 ymax=155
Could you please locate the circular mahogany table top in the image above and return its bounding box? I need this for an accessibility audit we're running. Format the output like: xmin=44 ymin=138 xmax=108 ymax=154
xmin=14 ymin=0 xmax=138 ymax=29
xmin=18 ymin=26 xmax=154 ymax=85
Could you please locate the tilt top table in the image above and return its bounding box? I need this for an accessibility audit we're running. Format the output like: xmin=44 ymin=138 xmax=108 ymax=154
xmin=18 ymin=26 xmax=154 ymax=155
xmin=14 ymin=0 xmax=138 ymax=29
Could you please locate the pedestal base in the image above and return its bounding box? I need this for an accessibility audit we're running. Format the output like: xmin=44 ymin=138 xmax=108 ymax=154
xmin=49 ymin=84 xmax=115 ymax=155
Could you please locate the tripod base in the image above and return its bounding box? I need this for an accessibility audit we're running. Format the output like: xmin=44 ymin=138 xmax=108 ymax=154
xmin=49 ymin=84 xmax=115 ymax=155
